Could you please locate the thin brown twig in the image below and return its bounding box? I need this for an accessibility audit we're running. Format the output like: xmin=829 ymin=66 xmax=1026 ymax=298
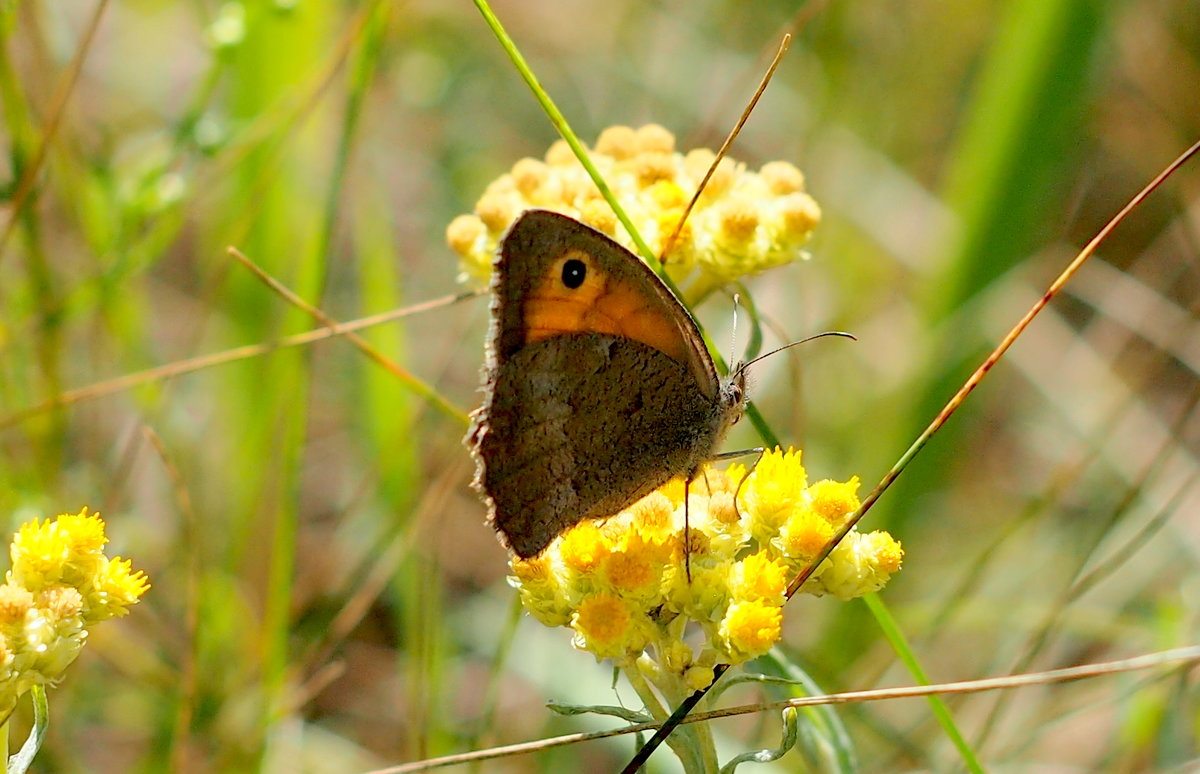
xmin=225 ymin=247 xmax=469 ymax=425
xmin=626 ymin=137 xmax=1200 ymax=773
xmin=380 ymin=644 xmax=1200 ymax=773
xmin=0 ymin=290 xmax=476 ymax=433
xmin=659 ymin=33 xmax=791 ymax=264
xmin=0 ymin=0 xmax=111 ymax=264
xmin=788 ymin=136 xmax=1200 ymax=599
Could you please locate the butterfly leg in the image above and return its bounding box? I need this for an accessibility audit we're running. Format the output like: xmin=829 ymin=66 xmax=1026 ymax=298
xmin=710 ymin=447 xmax=764 ymax=462
xmin=683 ymin=476 xmax=692 ymax=583
xmin=730 ymin=448 xmax=765 ymax=522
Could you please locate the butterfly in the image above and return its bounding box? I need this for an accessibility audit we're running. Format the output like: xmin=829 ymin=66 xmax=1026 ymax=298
xmin=466 ymin=209 xmax=747 ymax=558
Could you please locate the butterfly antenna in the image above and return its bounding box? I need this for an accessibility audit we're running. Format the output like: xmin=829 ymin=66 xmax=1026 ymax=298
xmin=737 ymin=330 xmax=856 ymax=376
xmin=730 ymin=293 xmax=742 ymax=366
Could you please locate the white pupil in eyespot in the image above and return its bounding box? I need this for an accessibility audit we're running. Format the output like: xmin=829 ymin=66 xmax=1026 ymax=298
xmin=561 ymin=259 xmax=587 ymax=289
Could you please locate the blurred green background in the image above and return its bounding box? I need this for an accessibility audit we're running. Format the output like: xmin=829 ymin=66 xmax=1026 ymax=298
xmin=1 ymin=0 xmax=1198 ymax=771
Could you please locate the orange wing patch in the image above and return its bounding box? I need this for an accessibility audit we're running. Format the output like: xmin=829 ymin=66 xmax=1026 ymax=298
xmin=522 ymin=248 xmax=689 ymax=363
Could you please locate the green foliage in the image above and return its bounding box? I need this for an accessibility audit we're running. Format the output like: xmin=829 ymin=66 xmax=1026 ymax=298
xmin=0 ymin=1 xmax=1196 ymax=772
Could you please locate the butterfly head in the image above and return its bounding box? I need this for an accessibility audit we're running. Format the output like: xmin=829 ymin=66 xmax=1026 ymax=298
xmin=719 ymin=363 xmax=750 ymax=428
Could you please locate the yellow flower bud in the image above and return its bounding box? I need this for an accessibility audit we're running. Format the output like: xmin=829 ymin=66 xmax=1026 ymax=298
xmin=779 ymin=192 xmax=821 ymax=241
xmin=0 ymin=585 xmax=34 ymax=626
xmin=512 ymin=157 xmax=548 ymax=193
xmin=595 ymin=125 xmax=639 ymax=159
xmin=559 ymin=522 xmax=611 ymax=575
xmin=685 ymin=665 xmax=716 ymax=691
xmin=717 ymin=202 xmax=759 ymax=246
xmin=577 ymin=200 xmax=618 ymax=235
xmin=779 ymin=508 xmax=834 ymax=562
xmin=544 ymin=139 xmax=576 ymax=165
xmin=475 ymin=191 xmax=523 ymax=235
xmin=808 ymin=477 xmax=861 ymax=527
xmin=759 ymin=161 xmax=806 ymax=194
xmin=602 ymin=546 xmax=660 ymax=600
xmin=571 ymin=593 xmax=648 ymax=660
xmin=733 ymin=551 xmax=787 ymax=606
xmin=718 ymin=599 xmax=782 ymax=663
xmin=450 ymin=124 xmax=820 ymax=290
xmin=635 ymin=124 xmax=676 ymax=154
xmin=633 ymin=152 xmax=676 ymax=187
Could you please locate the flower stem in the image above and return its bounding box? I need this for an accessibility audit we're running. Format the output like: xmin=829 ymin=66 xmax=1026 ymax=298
xmin=623 ymin=662 xmax=714 ymax=773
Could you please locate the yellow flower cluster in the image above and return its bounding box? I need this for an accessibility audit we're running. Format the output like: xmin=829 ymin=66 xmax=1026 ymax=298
xmin=0 ymin=508 xmax=149 ymax=724
xmin=509 ymin=449 xmax=901 ymax=687
xmin=446 ymin=124 xmax=821 ymax=299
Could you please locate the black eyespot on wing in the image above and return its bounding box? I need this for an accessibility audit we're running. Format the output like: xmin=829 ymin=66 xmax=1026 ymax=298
xmin=561 ymin=258 xmax=587 ymax=289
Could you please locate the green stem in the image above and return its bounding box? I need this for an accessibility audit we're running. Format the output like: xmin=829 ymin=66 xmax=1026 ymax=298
xmin=7 ymin=686 xmax=49 ymax=774
xmin=862 ymin=593 xmax=983 ymax=774
xmin=471 ymin=0 xmax=660 ymax=275
xmin=623 ymin=661 xmax=713 ymax=773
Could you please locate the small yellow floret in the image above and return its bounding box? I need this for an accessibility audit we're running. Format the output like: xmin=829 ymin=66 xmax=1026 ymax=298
xmin=544 ymin=139 xmax=576 ymax=165
xmin=864 ymin=531 xmax=904 ymax=574
xmin=744 ymin=447 xmax=807 ymax=542
xmin=626 ymin=491 xmax=676 ymax=539
xmin=685 ymin=665 xmax=716 ymax=691
xmin=656 ymin=215 xmax=693 ymax=265
xmin=808 ymin=477 xmax=861 ymax=527
xmin=572 ymin=593 xmax=643 ymax=660
xmin=734 ymin=551 xmax=787 ymax=605
xmin=511 ymin=555 xmax=551 ymax=585
xmin=648 ymin=180 xmax=688 ymax=210
xmin=510 ymin=555 xmax=570 ymax=627
xmin=706 ymin=491 xmax=739 ymax=526
xmin=594 ymin=125 xmax=639 ymax=159
xmin=559 ymin=522 xmax=611 ymax=574
xmin=578 ymin=200 xmax=618 ymax=235
xmin=718 ymin=202 xmax=760 ymax=244
xmin=806 ymin=529 xmax=904 ymax=601
xmin=445 ymin=215 xmax=486 ymax=257
xmin=701 ymin=157 xmax=738 ymax=198
xmin=55 ymin=509 xmax=108 ymax=554
xmin=475 ymin=192 xmax=522 ymax=235
xmin=746 ymin=447 xmax=806 ymax=506
xmin=574 ymin=594 xmax=627 ymax=643
xmin=510 ymin=158 xmax=549 ymax=197
xmin=780 ymin=508 xmax=834 ymax=562
xmin=634 ymin=153 xmax=676 ymax=187
xmin=84 ymin=556 xmax=150 ymax=622
xmin=603 ymin=548 xmax=657 ymax=597
xmin=780 ymin=192 xmax=821 ymax=239
xmin=635 ymin=124 xmax=676 ymax=154
xmin=38 ymin=587 xmax=83 ymax=621
xmin=759 ymin=161 xmax=806 ymax=194
xmin=719 ymin=599 xmax=782 ymax=662
xmin=0 ymin=585 xmax=34 ymax=625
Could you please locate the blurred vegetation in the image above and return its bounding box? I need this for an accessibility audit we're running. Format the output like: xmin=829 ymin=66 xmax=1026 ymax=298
xmin=0 ymin=0 xmax=1197 ymax=772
